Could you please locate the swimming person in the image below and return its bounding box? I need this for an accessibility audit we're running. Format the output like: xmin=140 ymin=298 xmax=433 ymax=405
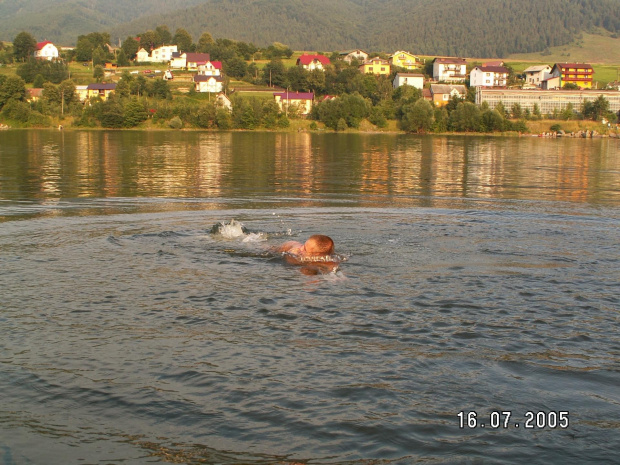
xmin=275 ymin=235 xmax=340 ymax=275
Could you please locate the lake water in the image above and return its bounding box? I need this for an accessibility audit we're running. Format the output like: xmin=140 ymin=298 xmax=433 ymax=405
xmin=1 ymin=130 xmax=619 ymax=464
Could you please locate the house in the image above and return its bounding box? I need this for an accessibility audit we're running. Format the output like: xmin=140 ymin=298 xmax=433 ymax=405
xmin=550 ymin=63 xmax=594 ymax=89
xmin=151 ymin=45 xmax=178 ymax=63
xmin=138 ymin=45 xmax=179 ymax=63
xmin=541 ymin=76 xmax=561 ymax=90
xmin=340 ymin=49 xmax=368 ymax=64
xmin=216 ymin=93 xmax=232 ymax=112
xmin=607 ymin=81 xmax=620 ymax=91
xmin=296 ymin=54 xmax=331 ymax=71
xmin=524 ymin=65 xmax=552 ymax=87
xmin=170 ymin=52 xmax=210 ymax=69
xmin=85 ymin=83 xmax=116 ymax=101
xmin=430 ymin=84 xmax=467 ymax=106
xmin=75 ymin=85 xmax=89 ymax=102
xmin=26 ymin=88 xmax=44 ymax=102
xmin=194 ymin=74 xmax=223 ymax=93
xmin=433 ymin=57 xmax=467 ymax=82
xmin=34 ymin=41 xmax=58 ymax=61
xmin=469 ymin=65 xmax=509 ymax=87
xmin=273 ymin=91 xmax=314 ymax=115
xmin=197 ymin=61 xmax=222 ymax=77
xmin=359 ymin=57 xmax=391 ymax=75
xmin=389 ymin=51 xmax=419 ymax=70
xmin=136 ymin=48 xmax=150 ymax=62
xmin=393 ymin=73 xmax=424 ymax=90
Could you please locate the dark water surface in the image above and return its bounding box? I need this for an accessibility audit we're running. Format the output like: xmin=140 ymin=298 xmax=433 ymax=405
xmin=1 ymin=130 xmax=619 ymax=464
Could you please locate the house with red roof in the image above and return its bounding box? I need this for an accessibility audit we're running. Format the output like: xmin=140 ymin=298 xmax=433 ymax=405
xmin=470 ymin=65 xmax=509 ymax=87
xmin=197 ymin=61 xmax=222 ymax=77
xmin=34 ymin=41 xmax=58 ymax=61
xmin=273 ymin=91 xmax=314 ymax=115
xmin=296 ymin=54 xmax=331 ymax=71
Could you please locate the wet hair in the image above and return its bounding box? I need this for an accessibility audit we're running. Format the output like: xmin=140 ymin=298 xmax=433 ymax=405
xmin=305 ymin=235 xmax=334 ymax=255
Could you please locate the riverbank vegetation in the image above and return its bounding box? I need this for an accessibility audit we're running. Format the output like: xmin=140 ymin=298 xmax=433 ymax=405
xmin=1 ymin=29 xmax=619 ymax=134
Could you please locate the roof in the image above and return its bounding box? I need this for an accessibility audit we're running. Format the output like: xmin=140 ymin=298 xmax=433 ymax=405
xmin=524 ymin=65 xmax=551 ymax=73
xmin=185 ymin=53 xmax=211 ymax=62
xmin=434 ymin=57 xmax=467 ymax=64
xmin=396 ymin=73 xmax=424 ymax=78
xmin=86 ymin=83 xmax=116 ymax=90
xmin=194 ymin=75 xmax=223 ymax=82
xmin=297 ymin=54 xmax=331 ymax=66
xmin=422 ymin=88 xmax=432 ymax=99
xmin=391 ymin=50 xmax=417 ymax=57
xmin=362 ymin=57 xmax=390 ymax=66
xmin=430 ymin=84 xmax=467 ymax=94
xmin=273 ymin=91 xmax=314 ymax=100
xmin=36 ymin=41 xmax=53 ymax=50
xmin=27 ymin=88 xmax=44 ymax=98
xmin=475 ymin=66 xmax=509 ymax=74
xmin=553 ymin=62 xmax=593 ymax=70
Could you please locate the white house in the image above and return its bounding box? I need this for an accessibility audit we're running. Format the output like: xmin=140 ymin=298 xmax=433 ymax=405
xmin=433 ymin=57 xmax=467 ymax=82
xmin=339 ymin=49 xmax=368 ymax=64
xmin=523 ymin=65 xmax=552 ymax=87
xmin=136 ymin=48 xmax=150 ymax=62
xmin=393 ymin=73 xmax=424 ymax=90
xmin=469 ymin=65 xmax=509 ymax=87
xmin=137 ymin=45 xmax=178 ymax=63
xmin=194 ymin=74 xmax=223 ymax=93
xmin=171 ymin=52 xmax=211 ymax=69
xmin=34 ymin=41 xmax=58 ymax=61
xmin=196 ymin=61 xmax=222 ymax=77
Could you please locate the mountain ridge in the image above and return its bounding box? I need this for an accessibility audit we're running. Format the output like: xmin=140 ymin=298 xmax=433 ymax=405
xmin=2 ymin=0 xmax=619 ymax=58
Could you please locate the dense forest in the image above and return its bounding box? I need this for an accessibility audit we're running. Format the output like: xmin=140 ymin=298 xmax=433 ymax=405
xmin=1 ymin=0 xmax=619 ymax=57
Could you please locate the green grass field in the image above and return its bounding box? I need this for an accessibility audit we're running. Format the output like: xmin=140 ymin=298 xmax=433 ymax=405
xmin=507 ymin=33 xmax=620 ymax=65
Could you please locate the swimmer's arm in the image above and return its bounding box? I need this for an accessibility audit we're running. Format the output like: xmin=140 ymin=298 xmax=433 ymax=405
xmin=275 ymin=241 xmax=303 ymax=253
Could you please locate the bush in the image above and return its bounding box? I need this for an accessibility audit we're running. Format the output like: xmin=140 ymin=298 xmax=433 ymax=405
xmin=168 ymin=116 xmax=183 ymax=129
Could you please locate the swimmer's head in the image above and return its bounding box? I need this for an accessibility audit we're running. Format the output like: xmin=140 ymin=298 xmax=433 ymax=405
xmin=304 ymin=235 xmax=334 ymax=256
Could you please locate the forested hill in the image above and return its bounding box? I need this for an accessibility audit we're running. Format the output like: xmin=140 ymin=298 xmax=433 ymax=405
xmin=3 ymin=0 xmax=620 ymax=57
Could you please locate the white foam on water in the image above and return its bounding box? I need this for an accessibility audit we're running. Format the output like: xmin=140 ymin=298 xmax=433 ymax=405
xmin=216 ymin=219 xmax=247 ymax=239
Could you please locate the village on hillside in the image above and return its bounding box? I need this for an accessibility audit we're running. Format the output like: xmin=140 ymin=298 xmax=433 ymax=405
xmin=1 ymin=30 xmax=620 ymax=134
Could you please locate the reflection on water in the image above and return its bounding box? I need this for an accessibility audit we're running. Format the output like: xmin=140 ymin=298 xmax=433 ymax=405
xmin=1 ymin=130 xmax=620 ymax=464
xmin=1 ymin=130 xmax=619 ymax=212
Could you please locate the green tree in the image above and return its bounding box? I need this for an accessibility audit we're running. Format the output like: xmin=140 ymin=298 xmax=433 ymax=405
xmin=449 ymin=102 xmax=482 ymax=132
xmin=481 ymin=109 xmax=506 ymax=132
xmin=33 ymin=74 xmax=46 ymax=88
xmin=13 ymin=31 xmax=37 ymax=62
xmin=0 ymin=76 xmax=27 ymax=108
xmin=155 ymin=25 xmax=172 ymax=45
xmin=124 ymin=99 xmax=149 ymax=127
xmin=400 ymin=97 xmax=434 ymax=133
xmin=97 ymin=99 xmax=125 ymax=128
xmin=224 ymin=56 xmax=248 ymax=79
xmin=75 ymin=37 xmax=94 ymax=62
xmin=262 ymin=58 xmax=286 ymax=87
xmin=197 ymin=32 xmax=214 ymax=53
xmin=93 ymin=65 xmax=104 ymax=82
xmin=117 ymin=49 xmax=129 ymax=67
xmin=582 ymin=95 xmax=610 ymax=121
xmin=92 ymin=47 xmax=106 ymax=67
xmin=173 ymin=28 xmax=193 ymax=52
xmin=138 ymin=30 xmax=158 ymax=52
xmin=511 ymin=103 xmax=523 ymax=119
xmin=121 ymin=36 xmax=139 ymax=60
